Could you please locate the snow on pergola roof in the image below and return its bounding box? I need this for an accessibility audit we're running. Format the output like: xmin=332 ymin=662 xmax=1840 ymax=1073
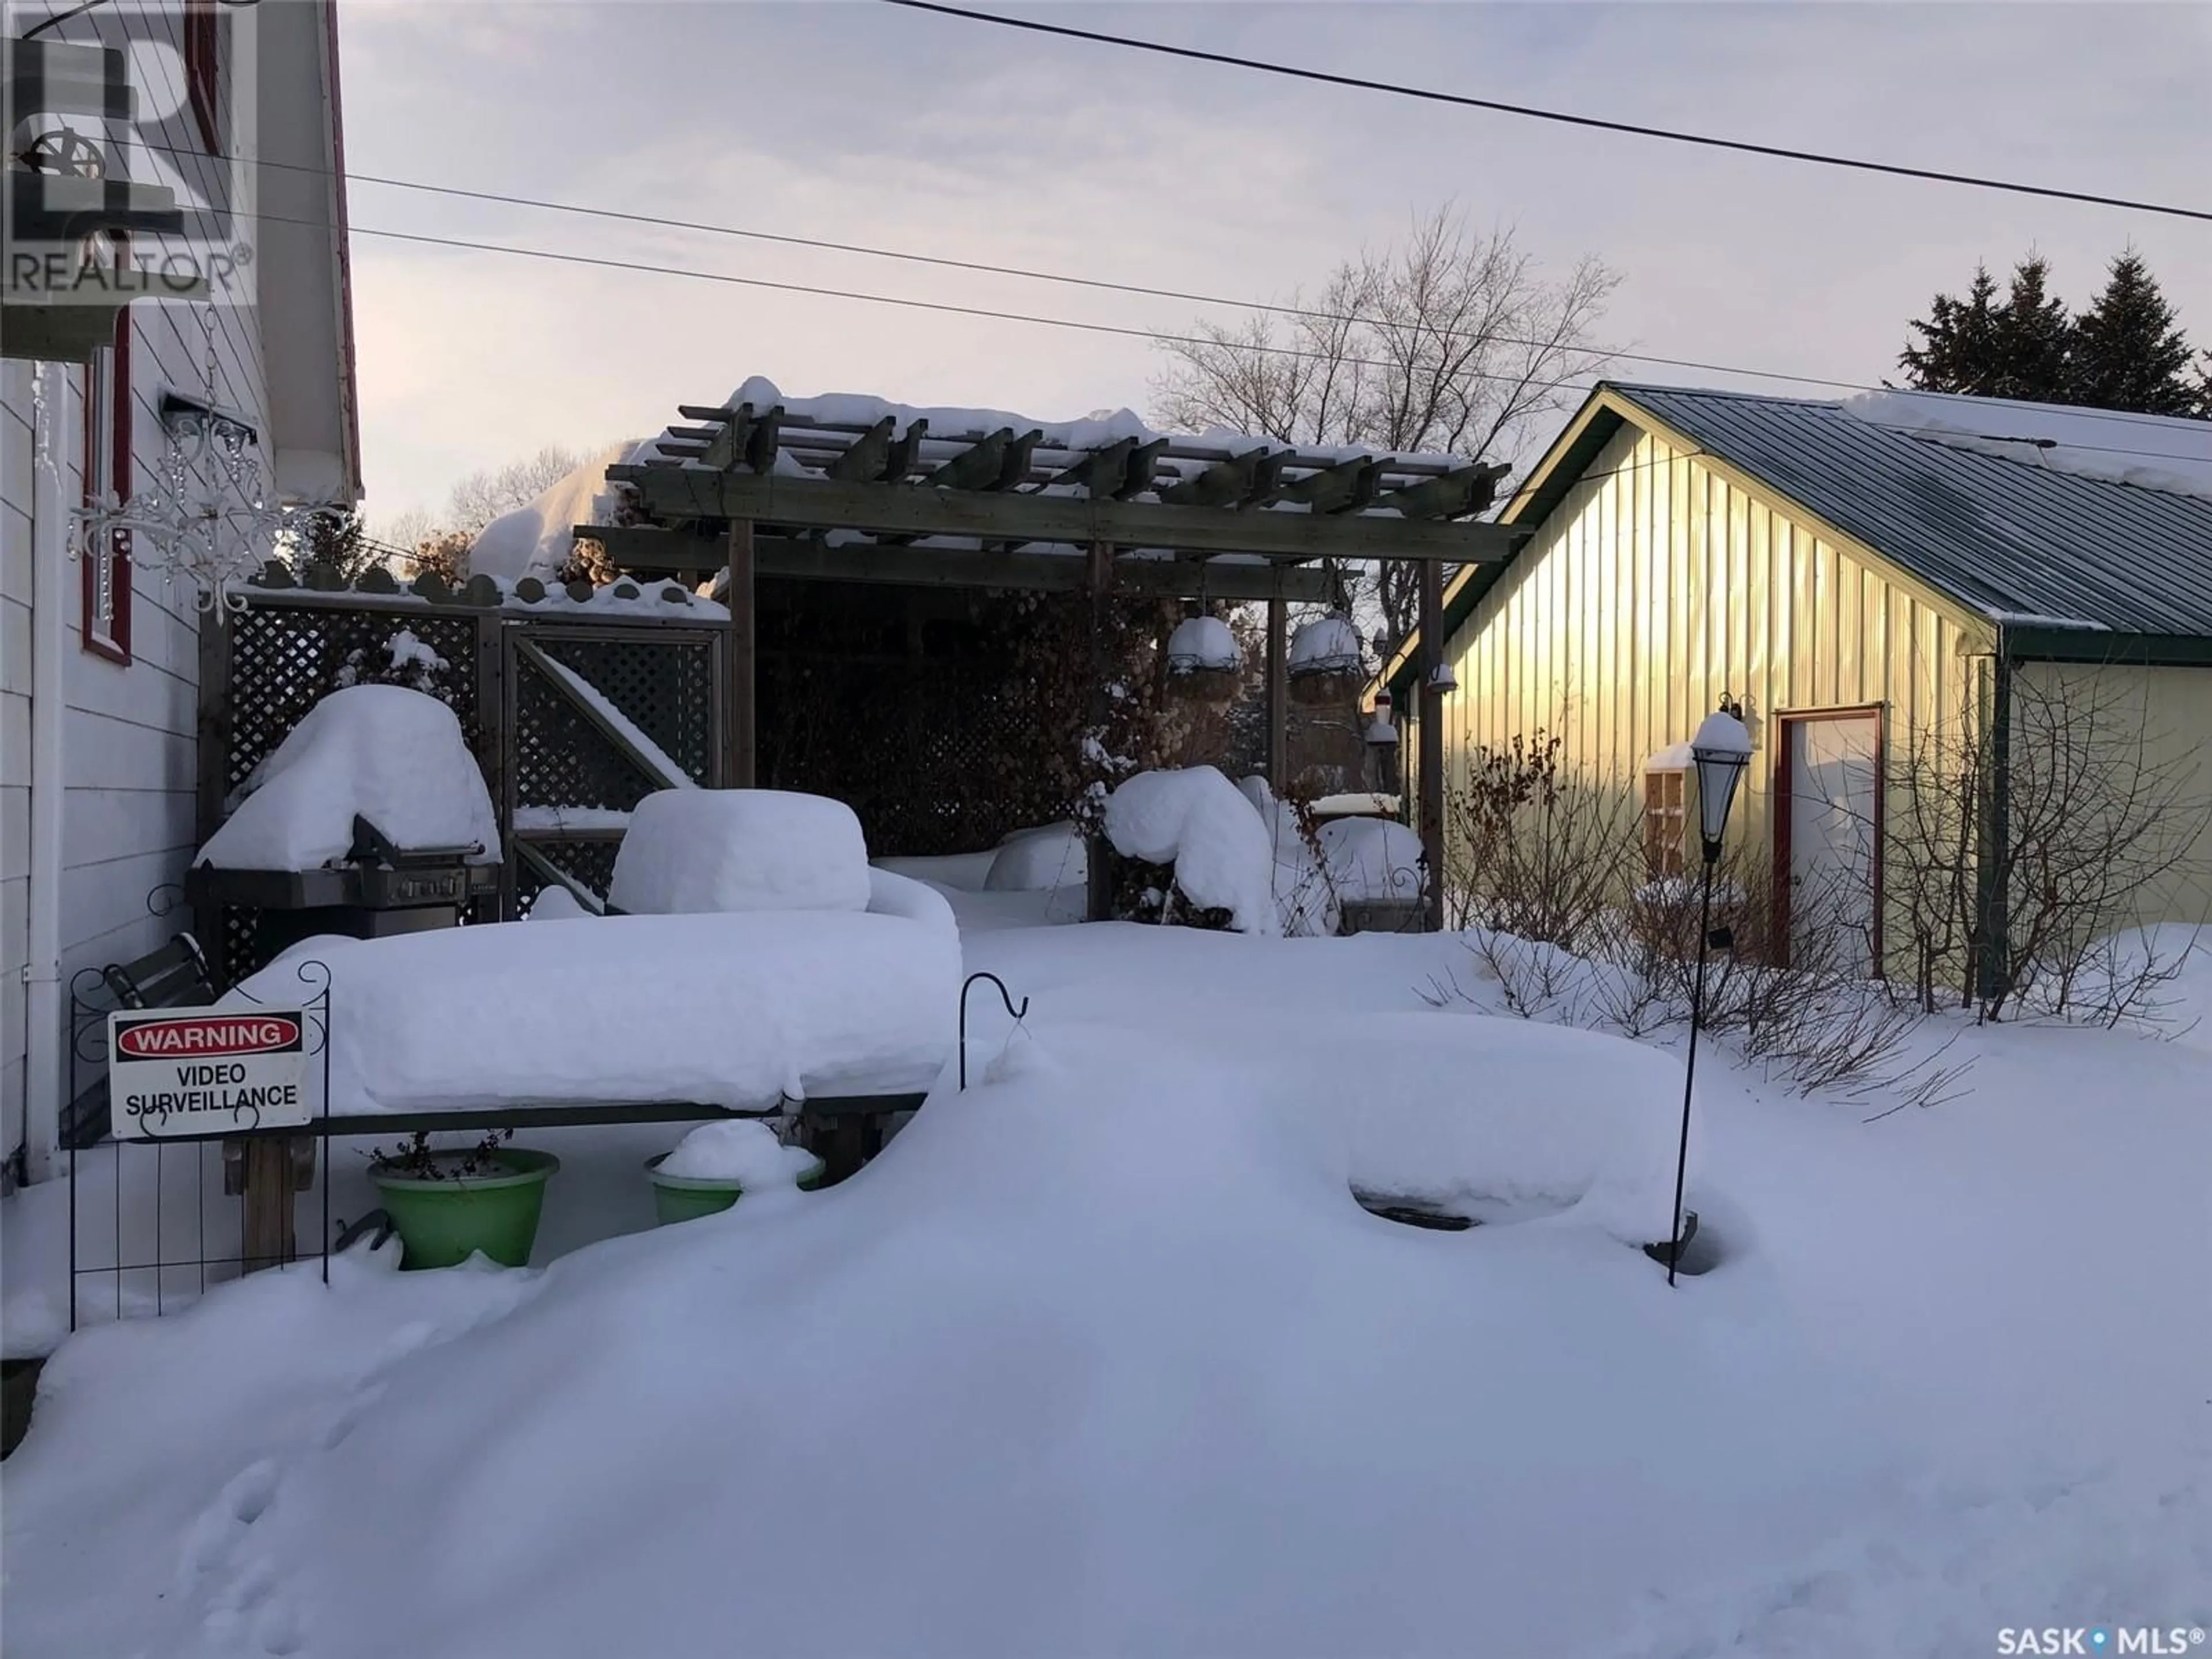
xmin=577 ymin=376 xmax=1527 ymax=602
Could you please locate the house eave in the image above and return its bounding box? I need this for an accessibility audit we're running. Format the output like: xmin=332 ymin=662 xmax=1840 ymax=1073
xmin=2001 ymin=627 xmax=2212 ymax=667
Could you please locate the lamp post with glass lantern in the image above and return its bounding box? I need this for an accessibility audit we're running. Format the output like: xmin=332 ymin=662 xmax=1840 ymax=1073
xmin=1664 ymin=696 xmax=1752 ymax=1286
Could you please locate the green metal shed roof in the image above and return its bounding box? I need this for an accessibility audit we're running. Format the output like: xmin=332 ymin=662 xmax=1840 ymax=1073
xmin=1619 ymin=384 xmax=2212 ymax=635
xmin=1391 ymin=382 xmax=2212 ymax=695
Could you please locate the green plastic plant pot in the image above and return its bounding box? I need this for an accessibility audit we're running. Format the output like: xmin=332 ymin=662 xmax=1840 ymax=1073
xmin=368 ymin=1149 xmax=560 ymax=1270
xmin=645 ymin=1151 xmax=826 ymax=1226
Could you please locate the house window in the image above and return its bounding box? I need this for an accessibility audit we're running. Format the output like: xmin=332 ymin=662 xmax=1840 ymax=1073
xmin=1643 ymin=766 xmax=1687 ymax=880
xmin=185 ymin=0 xmax=221 ymax=153
xmin=81 ymin=304 xmax=134 ymax=664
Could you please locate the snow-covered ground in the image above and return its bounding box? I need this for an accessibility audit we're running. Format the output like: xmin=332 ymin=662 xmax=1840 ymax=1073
xmin=5 ymin=861 xmax=2209 ymax=1659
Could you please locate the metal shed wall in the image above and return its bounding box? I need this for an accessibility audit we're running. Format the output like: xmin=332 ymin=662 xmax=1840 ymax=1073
xmin=1414 ymin=419 xmax=1991 ymax=899
xmin=2010 ymin=660 xmax=2212 ymax=932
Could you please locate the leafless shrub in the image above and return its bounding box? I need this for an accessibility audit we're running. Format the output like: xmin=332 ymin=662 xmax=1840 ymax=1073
xmin=1443 ymin=730 xmax=1642 ymax=946
xmin=2024 ymin=922 xmax=2207 ymax=1035
xmin=1885 ymin=665 xmax=2212 ymax=1021
xmin=1426 ymin=743 xmax=1974 ymax=1104
xmin=1461 ymin=930 xmax=1608 ymax=1022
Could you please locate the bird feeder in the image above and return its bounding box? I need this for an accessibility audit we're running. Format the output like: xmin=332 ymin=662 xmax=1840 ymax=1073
xmin=1164 ymin=613 xmax=1243 ymax=705
xmin=1287 ymin=613 xmax=1366 ymax=707
xmin=1364 ymin=692 xmax=1400 ymax=750
xmin=1364 ymin=691 xmax=1402 ymax=792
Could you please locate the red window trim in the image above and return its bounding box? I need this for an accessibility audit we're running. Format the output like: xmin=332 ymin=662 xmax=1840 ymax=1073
xmin=185 ymin=0 xmax=221 ymax=154
xmin=82 ymin=304 xmax=134 ymax=665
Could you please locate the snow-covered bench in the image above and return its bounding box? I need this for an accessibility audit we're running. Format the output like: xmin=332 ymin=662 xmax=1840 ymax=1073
xmin=202 ymin=788 xmax=963 ymax=1261
xmin=219 ymin=789 xmax=962 ymax=1138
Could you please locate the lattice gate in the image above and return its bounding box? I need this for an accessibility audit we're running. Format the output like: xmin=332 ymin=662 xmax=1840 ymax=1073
xmin=505 ymin=623 xmax=724 ymax=912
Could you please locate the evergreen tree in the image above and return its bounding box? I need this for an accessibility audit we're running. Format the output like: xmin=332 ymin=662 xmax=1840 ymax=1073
xmin=1899 ymin=264 xmax=2005 ymax=395
xmin=1898 ymin=249 xmax=2207 ymax=417
xmin=1988 ymin=256 xmax=2073 ymax=403
xmin=1899 ymin=257 xmax=2071 ymax=402
xmin=2072 ymin=251 xmax=2199 ymax=415
xmin=293 ymin=510 xmax=382 ymax=583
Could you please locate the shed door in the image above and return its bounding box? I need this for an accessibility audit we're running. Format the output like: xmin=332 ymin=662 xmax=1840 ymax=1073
xmin=1782 ymin=713 xmax=1881 ymax=975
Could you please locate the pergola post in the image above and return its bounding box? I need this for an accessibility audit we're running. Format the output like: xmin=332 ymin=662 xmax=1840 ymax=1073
xmin=1265 ymin=590 xmax=1287 ymax=790
xmin=725 ymin=519 xmax=756 ymax=787
xmin=1084 ymin=538 xmax=1115 ymax=923
xmin=1418 ymin=556 xmax=1446 ymax=932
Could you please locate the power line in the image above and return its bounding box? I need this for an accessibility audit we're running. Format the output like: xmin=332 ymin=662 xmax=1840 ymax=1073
xmin=877 ymin=0 xmax=2212 ymax=226
xmin=269 ymin=210 xmax=2201 ymax=469
xmin=19 ymin=0 xmax=112 ymax=41
xmin=122 ymin=134 xmax=2202 ymax=433
xmin=295 ymin=213 xmax=1613 ymax=402
xmin=126 ymin=134 xmax=1847 ymax=395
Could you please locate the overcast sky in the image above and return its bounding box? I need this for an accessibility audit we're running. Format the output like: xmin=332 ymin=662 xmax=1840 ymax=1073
xmin=334 ymin=0 xmax=2212 ymax=528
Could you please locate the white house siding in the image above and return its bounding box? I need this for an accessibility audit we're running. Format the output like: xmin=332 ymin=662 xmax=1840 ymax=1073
xmin=2 ymin=367 xmax=34 ymax=1160
xmin=1421 ymin=418 xmax=1993 ymax=929
xmin=61 ymin=287 xmax=263 ymax=986
xmin=1 ymin=1 xmax=272 ymax=1164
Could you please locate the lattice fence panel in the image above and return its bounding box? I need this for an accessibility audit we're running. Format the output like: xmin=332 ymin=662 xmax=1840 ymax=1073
xmin=222 ymin=604 xmax=480 ymax=795
xmin=514 ymin=839 xmax=623 ymax=908
xmin=758 ymin=650 xmax=1078 ymax=858
xmin=215 ymin=904 xmax=263 ymax=988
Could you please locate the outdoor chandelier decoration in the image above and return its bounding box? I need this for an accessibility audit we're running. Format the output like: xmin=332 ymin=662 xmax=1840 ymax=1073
xmin=68 ymin=393 xmax=347 ymax=622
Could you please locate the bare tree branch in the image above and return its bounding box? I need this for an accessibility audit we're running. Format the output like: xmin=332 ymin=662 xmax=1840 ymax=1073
xmin=1153 ymin=208 xmax=1618 ymax=656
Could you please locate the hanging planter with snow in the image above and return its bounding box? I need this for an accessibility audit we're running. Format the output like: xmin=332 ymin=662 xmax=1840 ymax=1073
xmin=1164 ymin=614 xmax=1244 ymax=706
xmin=1287 ymin=612 xmax=1367 ymax=707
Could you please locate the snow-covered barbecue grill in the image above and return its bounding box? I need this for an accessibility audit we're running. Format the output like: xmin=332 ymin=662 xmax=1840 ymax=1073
xmin=185 ymin=810 xmax=500 ymax=964
xmin=186 ymin=685 xmax=505 ymax=977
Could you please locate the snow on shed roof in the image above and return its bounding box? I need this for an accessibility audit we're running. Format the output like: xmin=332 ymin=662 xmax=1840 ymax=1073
xmin=1842 ymin=390 xmax=2212 ymax=503
xmin=1615 ymin=384 xmax=2212 ymax=638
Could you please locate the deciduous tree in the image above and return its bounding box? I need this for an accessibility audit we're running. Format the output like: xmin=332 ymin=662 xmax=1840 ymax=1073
xmin=1152 ymin=209 xmax=1617 ymax=655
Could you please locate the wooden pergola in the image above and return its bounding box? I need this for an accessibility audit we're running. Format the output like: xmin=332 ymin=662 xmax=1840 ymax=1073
xmin=583 ymin=397 xmax=1531 ymax=927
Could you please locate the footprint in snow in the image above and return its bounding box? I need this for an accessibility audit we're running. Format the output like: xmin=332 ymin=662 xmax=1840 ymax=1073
xmin=255 ymin=1596 xmax=306 ymax=1657
xmin=225 ymin=1459 xmax=278 ymax=1525
xmin=210 ymin=1556 xmax=276 ymax=1615
xmin=317 ymin=1382 xmax=387 ymax=1452
xmin=176 ymin=1460 xmax=280 ymax=1588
